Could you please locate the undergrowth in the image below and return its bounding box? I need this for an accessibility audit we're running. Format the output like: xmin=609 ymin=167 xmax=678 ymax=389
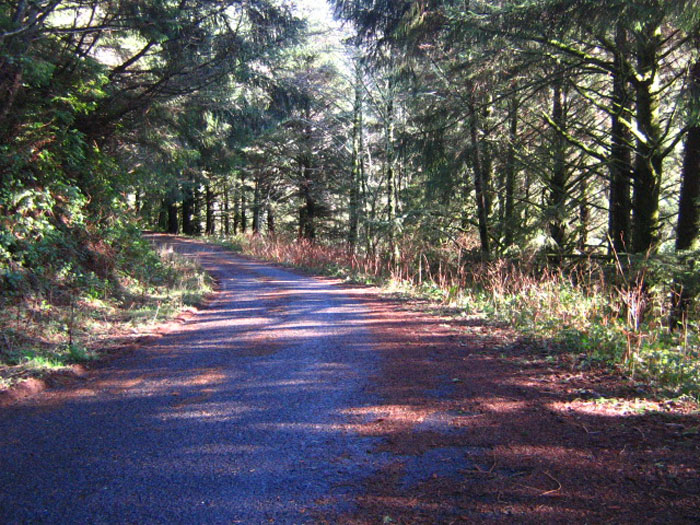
xmin=211 ymin=233 xmax=699 ymax=401
xmin=0 ymin=232 xmax=211 ymax=390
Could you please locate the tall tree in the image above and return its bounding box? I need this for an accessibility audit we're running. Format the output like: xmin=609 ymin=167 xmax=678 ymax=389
xmin=348 ymin=59 xmax=365 ymax=252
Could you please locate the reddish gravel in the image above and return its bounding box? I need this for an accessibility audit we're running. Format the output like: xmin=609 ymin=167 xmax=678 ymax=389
xmin=328 ymin=285 xmax=700 ymax=523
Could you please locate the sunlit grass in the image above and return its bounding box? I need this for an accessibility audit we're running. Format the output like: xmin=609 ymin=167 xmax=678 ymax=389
xmin=0 ymin=244 xmax=211 ymax=390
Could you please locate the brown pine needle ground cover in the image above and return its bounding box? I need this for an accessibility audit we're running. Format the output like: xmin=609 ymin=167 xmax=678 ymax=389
xmin=318 ymin=282 xmax=700 ymax=523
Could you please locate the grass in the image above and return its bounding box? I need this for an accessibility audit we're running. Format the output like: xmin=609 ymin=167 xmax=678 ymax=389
xmin=0 ymin=243 xmax=211 ymax=390
xmin=208 ymin=233 xmax=699 ymax=401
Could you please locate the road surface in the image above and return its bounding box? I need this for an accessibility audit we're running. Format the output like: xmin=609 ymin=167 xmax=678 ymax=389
xmin=0 ymin=236 xmax=384 ymax=523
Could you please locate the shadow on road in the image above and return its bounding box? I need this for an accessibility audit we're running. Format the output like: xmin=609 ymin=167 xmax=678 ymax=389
xmin=0 ymin=236 xmax=698 ymax=523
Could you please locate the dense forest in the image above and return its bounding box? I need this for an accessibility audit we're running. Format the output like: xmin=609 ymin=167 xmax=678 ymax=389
xmin=1 ymin=1 xmax=698 ymax=397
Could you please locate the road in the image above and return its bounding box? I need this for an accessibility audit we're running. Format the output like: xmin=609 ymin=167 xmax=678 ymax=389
xmin=0 ymin=236 xmax=384 ymax=524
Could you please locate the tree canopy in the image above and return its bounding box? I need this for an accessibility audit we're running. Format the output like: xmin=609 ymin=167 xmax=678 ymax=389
xmin=1 ymin=0 xmax=698 ymax=345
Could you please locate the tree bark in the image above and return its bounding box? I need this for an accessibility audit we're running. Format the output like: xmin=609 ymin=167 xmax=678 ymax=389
xmin=579 ymin=175 xmax=589 ymax=250
xmin=298 ymin=157 xmax=315 ymax=240
xmin=608 ymin=23 xmax=633 ymax=253
xmin=468 ymin=89 xmax=490 ymax=258
xmin=205 ymin=184 xmax=215 ymax=235
xmin=631 ymin=24 xmax=663 ymax=253
xmin=267 ymin=205 xmax=275 ymax=235
xmin=384 ymin=75 xmax=399 ymax=260
xmin=240 ymin=171 xmax=247 ymax=234
xmin=676 ymin=57 xmax=700 ymax=252
xmin=348 ymin=62 xmax=363 ymax=252
xmin=252 ymin=176 xmax=260 ymax=234
xmin=504 ymin=94 xmax=518 ymax=247
xmin=548 ymin=78 xmax=567 ymax=250
xmin=298 ymin=100 xmax=316 ymax=241
xmin=158 ymin=200 xmax=167 ymax=231
xmin=670 ymin=54 xmax=700 ymax=328
xmin=181 ymin=181 xmax=195 ymax=235
xmin=167 ymin=200 xmax=179 ymax=234
xmin=192 ymin=184 xmax=201 ymax=235
xmin=233 ymin=177 xmax=240 ymax=234
xmin=223 ymin=181 xmax=230 ymax=236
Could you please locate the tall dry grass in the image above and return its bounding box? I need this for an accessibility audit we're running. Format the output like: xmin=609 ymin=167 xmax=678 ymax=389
xmin=216 ymin=233 xmax=699 ymax=399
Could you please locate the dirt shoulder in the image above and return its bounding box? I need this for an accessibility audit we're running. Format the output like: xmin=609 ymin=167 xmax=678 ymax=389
xmin=0 ymin=306 xmax=200 ymax=407
xmin=329 ymin=283 xmax=700 ymax=523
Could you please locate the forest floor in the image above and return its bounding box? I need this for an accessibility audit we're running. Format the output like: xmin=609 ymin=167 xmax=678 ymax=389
xmin=1 ymin=236 xmax=698 ymax=523
xmin=329 ymin=284 xmax=700 ymax=523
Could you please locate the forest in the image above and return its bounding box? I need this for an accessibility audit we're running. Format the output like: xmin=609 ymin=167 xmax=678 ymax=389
xmin=0 ymin=0 xmax=698 ymax=399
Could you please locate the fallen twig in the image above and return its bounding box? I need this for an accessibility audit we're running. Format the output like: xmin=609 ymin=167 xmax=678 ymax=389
xmin=541 ymin=471 xmax=562 ymax=496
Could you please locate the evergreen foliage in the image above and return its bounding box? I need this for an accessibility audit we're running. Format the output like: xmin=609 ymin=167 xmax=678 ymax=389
xmin=1 ymin=0 xmax=698 ymax=395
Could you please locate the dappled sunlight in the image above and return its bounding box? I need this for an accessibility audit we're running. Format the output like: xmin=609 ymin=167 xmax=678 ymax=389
xmin=251 ymin=422 xmax=349 ymax=433
xmin=493 ymin=444 xmax=593 ymax=467
xmin=342 ymin=405 xmax=450 ymax=433
xmin=2 ymin=237 xmax=697 ymax=523
xmin=186 ymin=367 xmax=227 ymax=386
xmin=547 ymin=397 xmax=683 ymax=417
xmin=180 ymin=444 xmax=264 ymax=455
xmin=473 ymin=397 xmax=530 ymax=414
xmin=0 ymin=238 xmax=394 ymax=520
xmin=250 ymin=378 xmax=318 ymax=388
xmin=158 ymin=401 xmax=257 ymax=422
xmin=354 ymin=494 xmax=456 ymax=514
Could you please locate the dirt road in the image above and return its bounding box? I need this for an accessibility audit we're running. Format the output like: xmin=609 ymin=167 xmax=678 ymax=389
xmin=1 ymin=236 xmax=699 ymax=523
xmin=0 ymin=236 xmax=385 ymax=523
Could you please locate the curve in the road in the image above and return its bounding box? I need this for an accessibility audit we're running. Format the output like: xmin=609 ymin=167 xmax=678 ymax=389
xmin=0 ymin=236 xmax=386 ymax=524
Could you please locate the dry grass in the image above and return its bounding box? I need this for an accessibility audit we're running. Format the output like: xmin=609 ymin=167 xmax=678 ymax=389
xmin=0 ymin=246 xmax=211 ymax=390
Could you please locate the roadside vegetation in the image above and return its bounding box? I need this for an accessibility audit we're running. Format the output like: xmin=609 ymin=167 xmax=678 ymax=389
xmin=214 ymin=233 xmax=699 ymax=402
xmin=0 ymin=227 xmax=210 ymax=390
xmin=0 ymin=0 xmax=294 ymax=390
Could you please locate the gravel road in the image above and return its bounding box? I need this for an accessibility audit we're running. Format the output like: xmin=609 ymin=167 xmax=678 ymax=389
xmin=0 ymin=236 xmax=385 ymax=524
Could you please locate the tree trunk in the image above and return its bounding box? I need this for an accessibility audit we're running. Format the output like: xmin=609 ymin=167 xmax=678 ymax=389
xmin=267 ymin=205 xmax=275 ymax=235
xmin=468 ymin=89 xmax=490 ymax=258
xmin=240 ymin=172 xmax=247 ymax=233
xmin=579 ymin=176 xmax=589 ymax=250
xmin=181 ymin=182 xmax=195 ymax=235
xmin=608 ymin=24 xmax=633 ymax=254
xmin=481 ymin=96 xmax=493 ymax=219
xmin=385 ymin=75 xmax=398 ymax=260
xmin=670 ymin=54 xmax=700 ymax=328
xmin=298 ymin=157 xmax=316 ymax=240
xmin=233 ymin=177 xmax=240 ymax=234
xmin=158 ymin=200 xmax=167 ymax=231
xmin=205 ymin=184 xmax=215 ymax=235
xmin=348 ymin=62 xmax=363 ymax=252
xmin=223 ymin=182 xmax=230 ymax=235
xmin=193 ymin=184 xmax=202 ymax=236
xmin=496 ymin=164 xmax=505 ymax=237
xmin=252 ymin=176 xmax=261 ymax=234
xmin=167 ymin=199 xmax=179 ymax=234
xmin=676 ymin=57 xmax=700 ymax=252
xmin=548 ymin=78 xmax=567 ymax=251
xmin=504 ymin=94 xmax=518 ymax=247
xmin=631 ymin=25 xmax=663 ymax=253
xmin=298 ymin=100 xmax=316 ymax=241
